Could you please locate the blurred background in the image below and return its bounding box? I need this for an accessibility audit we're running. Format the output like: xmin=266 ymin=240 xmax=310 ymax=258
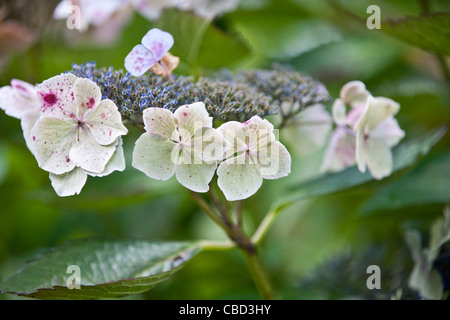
xmin=0 ymin=0 xmax=449 ymax=299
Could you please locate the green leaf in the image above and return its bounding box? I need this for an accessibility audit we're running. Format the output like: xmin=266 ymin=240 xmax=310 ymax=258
xmin=382 ymin=13 xmax=450 ymax=56
xmin=0 ymin=239 xmax=203 ymax=299
xmin=271 ymin=126 xmax=446 ymax=212
xmin=361 ymin=151 xmax=450 ymax=214
xmin=158 ymin=9 xmax=251 ymax=70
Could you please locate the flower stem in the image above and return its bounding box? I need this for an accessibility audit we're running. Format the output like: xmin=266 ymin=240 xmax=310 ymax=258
xmin=242 ymin=249 xmax=275 ymax=300
xmin=188 ymin=189 xmax=276 ymax=299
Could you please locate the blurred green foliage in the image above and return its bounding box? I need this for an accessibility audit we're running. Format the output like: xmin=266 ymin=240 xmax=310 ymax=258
xmin=0 ymin=0 xmax=449 ymax=299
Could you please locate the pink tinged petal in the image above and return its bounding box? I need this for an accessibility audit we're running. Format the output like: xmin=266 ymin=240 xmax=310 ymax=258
xmin=217 ymin=153 xmax=263 ymax=201
xmin=346 ymin=106 xmax=365 ymax=130
xmin=0 ymin=81 xmax=38 ymax=119
xmin=83 ymin=0 xmax=126 ymax=26
xmin=371 ymin=117 xmax=405 ymax=148
xmin=356 ymin=131 xmax=393 ymax=179
xmin=124 ymin=44 xmax=157 ymax=77
xmin=241 ymin=116 xmax=276 ymax=152
xmin=36 ymin=73 xmax=78 ymax=120
xmin=141 ymin=28 xmax=174 ymax=61
xmin=132 ymin=133 xmax=177 ymax=181
xmin=73 ymin=78 xmax=102 ymax=118
xmin=11 ymin=79 xmax=36 ymax=100
xmin=49 ymin=167 xmax=88 ymax=197
xmin=69 ymin=128 xmax=116 ymax=173
xmin=354 ymin=96 xmax=400 ymax=132
xmin=86 ymin=138 xmax=126 ymax=177
xmin=258 ymin=141 xmax=291 ymax=179
xmin=320 ymin=127 xmax=356 ymax=173
xmin=30 ymin=117 xmax=77 ymax=175
xmin=175 ymin=148 xmax=217 ymax=193
xmin=174 ymin=102 xmax=213 ymax=135
xmin=142 ymin=107 xmax=177 ymax=140
xmin=332 ymin=99 xmax=347 ymax=126
xmin=340 ymin=80 xmax=369 ymax=108
xmin=85 ymin=99 xmax=128 ymax=145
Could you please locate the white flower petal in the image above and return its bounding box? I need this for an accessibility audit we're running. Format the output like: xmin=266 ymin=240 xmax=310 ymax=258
xmin=36 ymin=73 xmax=78 ymax=120
xmin=217 ymin=153 xmax=263 ymax=201
xmin=354 ymin=96 xmax=400 ymax=132
xmin=217 ymin=121 xmax=246 ymax=158
xmin=241 ymin=116 xmax=276 ymax=151
xmin=124 ymin=44 xmax=157 ymax=77
xmin=69 ymin=128 xmax=116 ymax=173
xmin=332 ymin=99 xmax=347 ymax=126
xmin=371 ymin=117 xmax=405 ymax=147
xmin=346 ymin=106 xmax=365 ymax=129
xmin=141 ymin=28 xmax=174 ymax=61
xmin=53 ymin=0 xmax=72 ymax=19
xmin=174 ymin=102 xmax=213 ymax=135
xmin=49 ymin=167 xmax=88 ymax=197
xmin=142 ymin=107 xmax=177 ymax=140
xmin=30 ymin=117 xmax=77 ymax=174
xmin=86 ymin=138 xmax=126 ymax=177
xmin=85 ymin=99 xmax=128 ymax=145
xmin=258 ymin=141 xmax=291 ymax=179
xmin=340 ymin=80 xmax=369 ymax=108
xmin=20 ymin=111 xmax=41 ymax=155
xmin=356 ymin=131 xmax=393 ymax=179
xmin=132 ymin=133 xmax=177 ymax=181
xmin=73 ymin=77 xmax=102 ymax=118
xmin=320 ymin=127 xmax=356 ymax=173
xmin=175 ymin=149 xmax=216 ymax=193
xmin=0 ymin=80 xmax=37 ymax=119
xmin=196 ymin=127 xmax=228 ymax=162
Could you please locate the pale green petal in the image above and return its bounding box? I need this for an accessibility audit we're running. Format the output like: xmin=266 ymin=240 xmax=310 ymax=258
xmin=217 ymin=121 xmax=246 ymax=158
xmin=332 ymin=99 xmax=347 ymax=126
xmin=20 ymin=111 xmax=40 ymax=155
xmin=69 ymin=128 xmax=116 ymax=173
xmin=370 ymin=117 xmax=405 ymax=148
xmin=354 ymin=96 xmax=400 ymax=132
xmin=340 ymin=80 xmax=369 ymax=108
xmin=85 ymin=138 xmax=126 ymax=177
xmin=217 ymin=153 xmax=263 ymax=201
xmin=176 ymin=147 xmax=217 ymax=192
xmin=174 ymin=102 xmax=212 ymax=135
xmin=30 ymin=117 xmax=77 ymax=174
xmin=194 ymin=127 xmax=228 ymax=162
xmin=356 ymin=131 xmax=393 ymax=179
xmin=142 ymin=107 xmax=177 ymax=140
xmin=132 ymin=133 xmax=178 ymax=181
xmin=258 ymin=141 xmax=291 ymax=179
xmin=49 ymin=167 xmax=88 ymax=197
xmin=73 ymin=78 xmax=102 ymax=118
xmin=85 ymin=99 xmax=128 ymax=145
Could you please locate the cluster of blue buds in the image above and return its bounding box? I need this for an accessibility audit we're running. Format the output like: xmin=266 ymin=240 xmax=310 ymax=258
xmin=69 ymin=62 xmax=330 ymax=126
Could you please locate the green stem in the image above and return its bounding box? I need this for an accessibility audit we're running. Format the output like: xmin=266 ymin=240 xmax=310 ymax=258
xmin=189 ymin=188 xmax=276 ymax=299
xmin=252 ymin=202 xmax=293 ymax=245
xmin=242 ymin=250 xmax=275 ymax=300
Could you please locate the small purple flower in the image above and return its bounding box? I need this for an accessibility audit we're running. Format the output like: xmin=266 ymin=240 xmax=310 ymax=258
xmin=124 ymin=28 xmax=174 ymax=77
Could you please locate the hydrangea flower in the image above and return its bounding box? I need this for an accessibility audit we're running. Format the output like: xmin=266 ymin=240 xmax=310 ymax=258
xmin=29 ymin=73 xmax=128 ymax=196
xmin=132 ymin=102 xmax=226 ymax=192
xmin=321 ymin=81 xmax=404 ymax=179
xmin=124 ymin=28 xmax=174 ymax=77
xmin=217 ymin=116 xmax=291 ymax=201
xmin=0 ymin=79 xmax=40 ymax=154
